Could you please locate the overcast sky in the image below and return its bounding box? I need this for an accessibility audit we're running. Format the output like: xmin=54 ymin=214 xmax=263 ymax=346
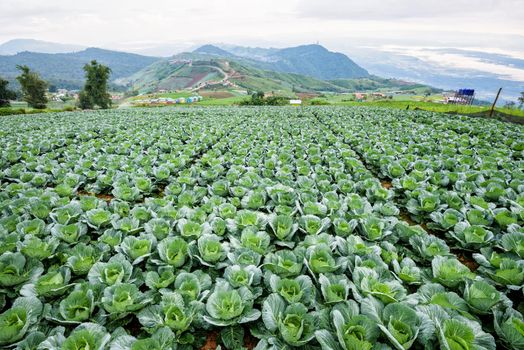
xmin=1 ymin=0 xmax=523 ymax=56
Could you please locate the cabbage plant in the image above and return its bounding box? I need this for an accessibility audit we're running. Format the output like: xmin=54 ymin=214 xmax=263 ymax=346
xmin=204 ymin=281 xmax=261 ymax=326
xmin=0 ymin=252 xmax=43 ymax=289
xmin=315 ymin=300 xmax=380 ymax=350
xmin=0 ymin=297 xmax=43 ymax=346
xmin=494 ymin=308 xmax=524 ymax=350
xmin=261 ymin=294 xmax=317 ymax=347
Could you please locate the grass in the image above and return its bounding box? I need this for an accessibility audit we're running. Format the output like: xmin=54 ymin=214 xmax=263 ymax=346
xmin=2 ymin=99 xmax=79 ymax=116
xmin=0 ymin=106 xmax=77 ymax=116
xmin=307 ymin=97 xmax=524 ymax=118
xmin=121 ymin=92 xmax=524 ymax=120
xmin=197 ymin=96 xmax=247 ymax=106
xmin=357 ymin=100 xmax=524 ymax=118
xmin=130 ymin=92 xmax=195 ymax=100
xmin=10 ymin=100 xmax=77 ymax=110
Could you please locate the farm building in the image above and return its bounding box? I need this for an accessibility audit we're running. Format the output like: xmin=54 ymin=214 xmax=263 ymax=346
xmin=354 ymin=93 xmax=366 ymax=101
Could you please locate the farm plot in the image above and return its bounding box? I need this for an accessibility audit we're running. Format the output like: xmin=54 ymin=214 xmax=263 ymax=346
xmin=0 ymin=107 xmax=523 ymax=350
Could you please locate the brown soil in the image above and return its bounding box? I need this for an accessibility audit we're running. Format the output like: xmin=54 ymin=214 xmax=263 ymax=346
xmin=399 ymin=211 xmax=443 ymax=237
xmin=187 ymin=73 xmax=209 ymax=88
xmin=380 ymin=180 xmax=393 ymax=189
xmin=155 ymin=185 xmax=166 ymax=197
xmin=297 ymin=92 xmax=320 ymax=100
xmin=199 ymin=328 xmax=257 ymax=350
xmin=77 ymin=190 xmax=114 ymax=202
xmin=399 ymin=211 xmax=418 ymax=226
xmin=200 ymin=91 xmax=235 ymax=98
xmin=244 ymin=330 xmax=257 ymax=350
xmin=200 ymin=332 xmax=218 ymax=350
xmin=455 ymin=251 xmax=480 ymax=272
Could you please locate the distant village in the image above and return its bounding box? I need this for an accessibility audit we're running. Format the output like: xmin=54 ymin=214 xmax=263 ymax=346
xmin=48 ymin=89 xmax=124 ymax=103
xmin=45 ymin=86 xmax=476 ymax=108
xmin=131 ymin=94 xmax=203 ymax=106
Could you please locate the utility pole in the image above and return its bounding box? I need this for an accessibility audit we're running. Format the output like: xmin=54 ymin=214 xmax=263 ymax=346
xmin=489 ymin=88 xmax=502 ymax=118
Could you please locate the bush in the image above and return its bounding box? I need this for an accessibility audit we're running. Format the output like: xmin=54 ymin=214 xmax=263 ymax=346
xmin=310 ymin=99 xmax=330 ymax=106
xmin=0 ymin=108 xmax=26 ymax=116
xmin=239 ymin=92 xmax=289 ymax=106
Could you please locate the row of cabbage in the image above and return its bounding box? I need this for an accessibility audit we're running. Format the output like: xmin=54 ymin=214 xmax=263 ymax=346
xmin=318 ymin=108 xmax=523 ymax=283
xmin=0 ymin=107 xmax=522 ymax=350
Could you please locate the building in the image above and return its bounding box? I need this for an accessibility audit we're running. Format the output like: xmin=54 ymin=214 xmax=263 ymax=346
xmin=354 ymin=93 xmax=366 ymax=101
xmin=446 ymin=89 xmax=475 ymax=105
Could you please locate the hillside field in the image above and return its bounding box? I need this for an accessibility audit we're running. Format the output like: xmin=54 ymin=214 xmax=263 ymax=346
xmin=115 ymin=90 xmax=524 ymax=121
xmin=309 ymin=97 xmax=524 ymax=120
xmin=0 ymin=107 xmax=523 ymax=350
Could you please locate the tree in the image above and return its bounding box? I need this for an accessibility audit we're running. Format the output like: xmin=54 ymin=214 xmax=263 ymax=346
xmin=504 ymin=101 xmax=516 ymax=109
xmin=0 ymin=77 xmax=17 ymax=107
xmin=16 ymin=65 xmax=48 ymax=109
xmin=239 ymin=91 xmax=288 ymax=106
xmin=79 ymin=60 xmax=112 ymax=109
xmin=518 ymin=92 xmax=524 ymax=109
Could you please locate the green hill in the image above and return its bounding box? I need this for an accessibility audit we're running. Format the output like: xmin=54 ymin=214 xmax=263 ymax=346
xmin=194 ymin=44 xmax=370 ymax=80
xmin=252 ymin=44 xmax=370 ymax=80
xmin=0 ymin=48 xmax=160 ymax=90
xmin=118 ymin=52 xmax=345 ymax=94
xmin=119 ymin=51 xmax=430 ymax=95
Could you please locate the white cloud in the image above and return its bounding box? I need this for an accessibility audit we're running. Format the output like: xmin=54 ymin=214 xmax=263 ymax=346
xmin=379 ymin=46 xmax=524 ymax=81
xmin=0 ymin=0 xmax=523 ymax=58
xmin=298 ymin=0 xmax=523 ymax=20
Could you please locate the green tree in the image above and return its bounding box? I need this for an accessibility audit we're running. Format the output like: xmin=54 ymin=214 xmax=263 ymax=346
xmin=252 ymin=91 xmax=265 ymax=105
xmin=79 ymin=60 xmax=112 ymax=109
xmin=518 ymin=92 xmax=524 ymax=109
xmin=16 ymin=65 xmax=48 ymax=109
xmin=0 ymin=77 xmax=17 ymax=107
xmin=240 ymin=91 xmax=288 ymax=106
xmin=504 ymin=101 xmax=516 ymax=109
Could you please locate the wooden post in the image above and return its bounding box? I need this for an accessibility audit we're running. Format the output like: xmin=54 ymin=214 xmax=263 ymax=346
xmin=489 ymin=88 xmax=502 ymax=117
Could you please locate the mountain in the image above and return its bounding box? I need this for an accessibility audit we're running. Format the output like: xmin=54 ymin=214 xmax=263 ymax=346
xmin=0 ymin=41 xmax=436 ymax=96
xmin=0 ymin=48 xmax=160 ymax=90
xmin=346 ymin=46 xmax=524 ymax=101
xmin=193 ymin=45 xmax=235 ymax=57
xmin=119 ymin=51 xmax=430 ymax=95
xmin=0 ymin=39 xmax=86 ymax=55
xmin=220 ymin=45 xmax=278 ymax=61
xmin=197 ymin=44 xmax=370 ymax=80
xmin=261 ymin=44 xmax=369 ymax=80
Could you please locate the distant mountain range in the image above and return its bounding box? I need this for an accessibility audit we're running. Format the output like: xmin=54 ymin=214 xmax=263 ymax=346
xmin=1 ymin=38 xmax=521 ymax=101
xmin=0 ymin=48 xmax=159 ymax=90
xmin=0 ymin=39 xmax=86 ymax=55
xmin=0 ymin=39 xmax=435 ymax=95
xmin=195 ymin=44 xmax=370 ymax=80
xmin=120 ymin=45 xmax=432 ymax=95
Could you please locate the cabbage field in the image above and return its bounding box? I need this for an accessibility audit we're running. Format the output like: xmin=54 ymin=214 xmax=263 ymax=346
xmin=0 ymin=107 xmax=523 ymax=350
